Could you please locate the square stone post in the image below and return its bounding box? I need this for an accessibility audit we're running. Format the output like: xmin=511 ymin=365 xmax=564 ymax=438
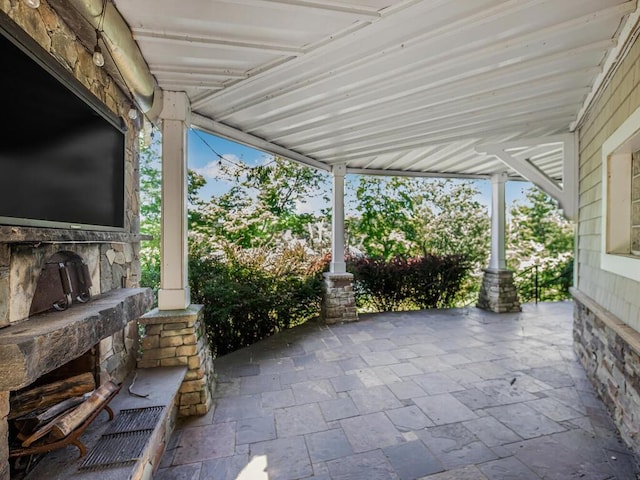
xmin=138 ymin=305 xmax=215 ymax=417
xmin=477 ymin=173 xmax=521 ymax=312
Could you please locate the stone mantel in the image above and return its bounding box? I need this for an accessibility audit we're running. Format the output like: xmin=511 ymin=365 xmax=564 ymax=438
xmin=0 ymin=226 xmax=152 ymax=245
xmin=0 ymin=288 xmax=153 ymax=391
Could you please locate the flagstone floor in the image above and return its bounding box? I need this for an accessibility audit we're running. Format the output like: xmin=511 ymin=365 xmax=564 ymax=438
xmin=156 ymin=302 xmax=640 ymax=480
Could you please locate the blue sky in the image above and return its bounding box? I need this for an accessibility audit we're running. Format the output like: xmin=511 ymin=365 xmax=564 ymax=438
xmin=187 ymin=128 xmax=532 ymax=213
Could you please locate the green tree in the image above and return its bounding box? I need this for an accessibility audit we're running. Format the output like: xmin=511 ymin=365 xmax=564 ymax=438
xmin=139 ymin=133 xmax=162 ymax=293
xmin=138 ymin=130 xmax=208 ymax=294
xmin=347 ymin=176 xmax=414 ymax=259
xmin=507 ymin=187 xmax=574 ymax=301
xmin=348 ymin=177 xmax=490 ymax=267
xmin=198 ymin=157 xmax=330 ymax=248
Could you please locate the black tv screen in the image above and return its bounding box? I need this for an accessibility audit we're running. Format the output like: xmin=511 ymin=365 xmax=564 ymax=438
xmin=0 ymin=17 xmax=126 ymax=231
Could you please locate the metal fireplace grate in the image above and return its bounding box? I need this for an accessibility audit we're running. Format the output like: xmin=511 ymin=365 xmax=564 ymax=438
xmin=104 ymin=406 xmax=164 ymax=435
xmin=78 ymin=406 xmax=164 ymax=471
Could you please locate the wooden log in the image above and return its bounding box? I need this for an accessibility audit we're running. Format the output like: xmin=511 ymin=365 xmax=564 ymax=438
xmin=20 ymin=411 xmax=69 ymax=447
xmin=9 ymin=372 xmax=96 ymax=420
xmin=14 ymin=396 xmax=87 ymax=436
xmin=49 ymin=381 xmax=119 ymax=440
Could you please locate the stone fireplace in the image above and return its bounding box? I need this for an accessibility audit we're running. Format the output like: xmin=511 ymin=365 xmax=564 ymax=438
xmin=0 ymin=2 xmax=154 ymax=478
xmin=0 ymin=235 xmax=153 ymax=478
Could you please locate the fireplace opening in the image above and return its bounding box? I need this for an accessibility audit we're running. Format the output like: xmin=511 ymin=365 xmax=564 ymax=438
xmin=8 ymin=347 xmax=99 ymax=478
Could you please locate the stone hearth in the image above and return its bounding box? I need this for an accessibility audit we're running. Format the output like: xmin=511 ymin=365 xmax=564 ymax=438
xmin=0 ymin=288 xmax=153 ymax=391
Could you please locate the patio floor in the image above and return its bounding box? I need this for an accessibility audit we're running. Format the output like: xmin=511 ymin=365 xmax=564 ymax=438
xmin=156 ymin=302 xmax=640 ymax=480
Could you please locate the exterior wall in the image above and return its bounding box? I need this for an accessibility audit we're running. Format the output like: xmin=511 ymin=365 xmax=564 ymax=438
xmin=577 ymin=33 xmax=640 ymax=331
xmin=576 ymin=27 xmax=640 ymax=456
xmin=573 ymin=289 xmax=640 ymax=453
xmin=0 ymin=2 xmax=145 ymax=478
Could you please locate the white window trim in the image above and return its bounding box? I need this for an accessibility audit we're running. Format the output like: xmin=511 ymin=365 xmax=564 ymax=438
xmin=601 ymin=104 xmax=640 ymax=282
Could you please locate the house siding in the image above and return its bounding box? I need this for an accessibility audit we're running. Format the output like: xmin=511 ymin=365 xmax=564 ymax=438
xmin=575 ymin=30 xmax=640 ymax=455
xmin=578 ymin=33 xmax=640 ymax=333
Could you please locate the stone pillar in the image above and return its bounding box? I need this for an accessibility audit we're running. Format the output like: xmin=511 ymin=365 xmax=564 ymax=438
xmin=477 ymin=269 xmax=521 ymax=313
xmin=322 ymin=273 xmax=358 ymax=324
xmin=138 ymin=305 xmax=215 ymax=417
xmin=158 ymin=91 xmax=191 ymax=310
xmin=477 ymin=173 xmax=521 ymax=313
xmin=0 ymin=392 xmax=8 ymax=480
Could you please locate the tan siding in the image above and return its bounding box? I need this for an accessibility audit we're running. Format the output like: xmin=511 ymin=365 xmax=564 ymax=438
xmin=578 ymin=33 xmax=640 ymax=331
xmin=579 ymin=183 xmax=600 ymax=206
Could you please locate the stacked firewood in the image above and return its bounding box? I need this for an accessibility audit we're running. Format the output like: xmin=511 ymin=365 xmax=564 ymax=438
xmin=9 ymin=373 xmax=118 ymax=449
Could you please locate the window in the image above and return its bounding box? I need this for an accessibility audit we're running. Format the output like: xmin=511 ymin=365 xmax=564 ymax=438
xmin=601 ymin=105 xmax=640 ymax=281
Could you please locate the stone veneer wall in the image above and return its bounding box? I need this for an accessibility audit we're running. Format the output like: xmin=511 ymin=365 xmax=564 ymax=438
xmin=0 ymin=3 xmax=146 ymax=478
xmin=572 ymin=289 xmax=640 ymax=453
xmin=137 ymin=306 xmax=215 ymax=417
xmin=476 ymin=269 xmax=521 ymax=313
xmin=321 ymin=272 xmax=358 ymax=324
xmin=4 ymin=242 xmax=140 ymax=326
xmin=98 ymin=319 xmax=140 ymax=385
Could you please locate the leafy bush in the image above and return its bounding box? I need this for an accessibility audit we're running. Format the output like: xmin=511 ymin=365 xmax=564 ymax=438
xmin=189 ymin=240 xmax=324 ymax=357
xmin=347 ymin=254 xmax=471 ymax=312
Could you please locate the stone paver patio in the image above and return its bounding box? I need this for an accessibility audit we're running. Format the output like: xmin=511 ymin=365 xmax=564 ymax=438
xmin=156 ymin=302 xmax=640 ymax=480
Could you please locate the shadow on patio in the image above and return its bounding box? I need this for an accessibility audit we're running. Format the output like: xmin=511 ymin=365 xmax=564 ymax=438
xmin=156 ymin=302 xmax=640 ymax=480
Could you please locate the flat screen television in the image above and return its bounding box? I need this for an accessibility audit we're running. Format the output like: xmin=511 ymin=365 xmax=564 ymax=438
xmin=0 ymin=13 xmax=126 ymax=232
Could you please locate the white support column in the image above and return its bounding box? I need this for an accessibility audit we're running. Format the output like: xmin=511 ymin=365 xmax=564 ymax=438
xmin=330 ymin=164 xmax=347 ymax=273
xmin=477 ymin=172 xmax=520 ymax=313
xmin=158 ymin=91 xmax=191 ymax=310
xmin=489 ymin=172 xmax=507 ymax=270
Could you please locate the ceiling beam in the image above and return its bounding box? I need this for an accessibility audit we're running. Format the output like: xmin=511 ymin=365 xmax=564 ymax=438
xmin=346 ymin=168 xmax=491 ymax=180
xmin=132 ymin=28 xmax=303 ymax=56
xmin=191 ymin=113 xmax=330 ymax=172
xmin=150 ymin=64 xmax=249 ymax=79
xmin=476 ymin=134 xmax=577 ymax=219
xmin=226 ymin=0 xmax=382 ymax=17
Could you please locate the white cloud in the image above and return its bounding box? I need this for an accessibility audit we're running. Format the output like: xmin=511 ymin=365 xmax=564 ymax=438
xmin=295 ymin=195 xmax=328 ymax=215
xmin=254 ymin=153 xmax=274 ymax=166
xmin=193 ymin=154 xmax=242 ymax=180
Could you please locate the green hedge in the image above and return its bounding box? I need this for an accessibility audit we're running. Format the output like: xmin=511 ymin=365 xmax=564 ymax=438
xmin=189 ymin=244 xmax=324 ymax=357
xmin=347 ymin=254 xmax=471 ymax=312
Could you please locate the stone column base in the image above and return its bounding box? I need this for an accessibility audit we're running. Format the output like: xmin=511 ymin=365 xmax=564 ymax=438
xmin=476 ymin=268 xmax=521 ymax=313
xmin=138 ymin=305 xmax=215 ymax=417
xmin=321 ymin=272 xmax=358 ymax=324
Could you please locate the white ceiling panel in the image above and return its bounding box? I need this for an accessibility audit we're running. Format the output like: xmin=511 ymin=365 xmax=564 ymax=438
xmin=113 ymin=0 xmax=638 ymax=181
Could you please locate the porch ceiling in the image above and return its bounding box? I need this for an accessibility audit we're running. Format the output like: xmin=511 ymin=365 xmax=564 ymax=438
xmin=114 ymin=0 xmax=638 ymax=180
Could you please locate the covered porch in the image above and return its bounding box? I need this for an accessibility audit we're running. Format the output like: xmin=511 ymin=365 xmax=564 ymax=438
xmin=4 ymin=0 xmax=640 ymax=478
xmin=156 ymin=302 xmax=639 ymax=479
